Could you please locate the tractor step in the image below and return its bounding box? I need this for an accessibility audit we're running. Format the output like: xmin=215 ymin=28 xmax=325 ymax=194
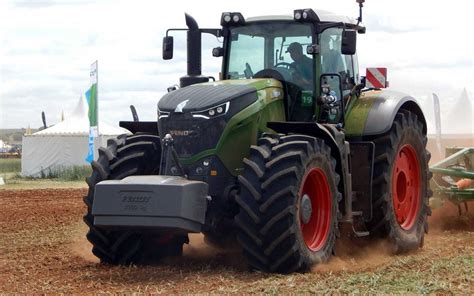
xmin=352 ymin=227 xmax=370 ymax=237
xmin=351 ymin=211 xmax=370 ymax=237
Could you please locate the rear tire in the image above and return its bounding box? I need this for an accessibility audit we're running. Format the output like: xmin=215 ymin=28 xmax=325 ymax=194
xmin=83 ymin=134 xmax=188 ymax=265
xmin=236 ymin=134 xmax=341 ymax=273
xmin=368 ymin=110 xmax=431 ymax=253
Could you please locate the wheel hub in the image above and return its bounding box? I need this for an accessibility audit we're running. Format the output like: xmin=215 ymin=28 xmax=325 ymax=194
xmin=392 ymin=144 xmax=421 ymax=230
xmin=299 ymin=168 xmax=332 ymax=252
xmin=300 ymin=194 xmax=313 ymax=224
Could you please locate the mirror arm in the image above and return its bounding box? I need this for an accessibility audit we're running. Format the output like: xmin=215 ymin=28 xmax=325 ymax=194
xmin=346 ymin=82 xmax=365 ymax=111
xmin=166 ymin=28 xmax=222 ymax=37
xmin=356 ymin=0 xmax=365 ymax=26
xmin=166 ymin=28 xmax=188 ymax=37
xmin=350 ymin=83 xmax=365 ymax=97
xmin=200 ymin=28 xmax=222 ymax=37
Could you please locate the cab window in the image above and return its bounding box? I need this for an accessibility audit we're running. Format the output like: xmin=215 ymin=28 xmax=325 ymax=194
xmin=226 ymin=23 xmax=313 ymax=91
xmin=319 ymin=28 xmax=356 ymax=96
xmin=227 ymin=34 xmax=264 ymax=79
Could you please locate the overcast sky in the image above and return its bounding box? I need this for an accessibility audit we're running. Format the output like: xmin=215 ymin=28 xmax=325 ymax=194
xmin=0 ymin=0 xmax=473 ymax=133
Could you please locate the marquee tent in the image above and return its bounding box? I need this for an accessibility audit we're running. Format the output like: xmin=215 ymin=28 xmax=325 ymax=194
xmin=21 ymin=97 xmax=129 ymax=177
xmin=445 ymin=88 xmax=473 ymax=134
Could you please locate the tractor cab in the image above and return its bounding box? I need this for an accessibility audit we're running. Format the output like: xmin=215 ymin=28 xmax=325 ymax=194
xmin=219 ymin=11 xmax=363 ymax=124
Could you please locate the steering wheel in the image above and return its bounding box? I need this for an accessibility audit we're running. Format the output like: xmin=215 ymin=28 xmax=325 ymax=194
xmin=274 ymin=62 xmax=298 ymax=71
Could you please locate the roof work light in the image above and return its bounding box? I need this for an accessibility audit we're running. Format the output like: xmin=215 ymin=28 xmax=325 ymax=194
xmin=221 ymin=12 xmax=245 ymax=26
xmin=294 ymin=9 xmax=320 ymax=23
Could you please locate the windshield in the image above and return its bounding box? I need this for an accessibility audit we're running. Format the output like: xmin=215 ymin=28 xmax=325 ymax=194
xmin=226 ymin=22 xmax=313 ymax=90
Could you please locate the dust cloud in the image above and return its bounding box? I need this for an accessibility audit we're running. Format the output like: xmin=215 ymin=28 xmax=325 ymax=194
xmin=70 ymin=221 xmax=99 ymax=263
xmin=312 ymin=232 xmax=393 ymax=273
xmin=177 ymin=234 xmax=244 ymax=268
xmin=429 ymin=201 xmax=474 ymax=232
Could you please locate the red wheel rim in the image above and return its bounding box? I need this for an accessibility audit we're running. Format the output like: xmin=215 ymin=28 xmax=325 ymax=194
xmin=392 ymin=144 xmax=421 ymax=230
xmin=299 ymin=168 xmax=332 ymax=251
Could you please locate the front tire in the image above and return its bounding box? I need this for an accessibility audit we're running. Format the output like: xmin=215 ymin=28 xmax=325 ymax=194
xmin=369 ymin=110 xmax=431 ymax=253
xmin=83 ymin=134 xmax=188 ymax=265
xmin=236 ymin=134 xmax=341 ymax=273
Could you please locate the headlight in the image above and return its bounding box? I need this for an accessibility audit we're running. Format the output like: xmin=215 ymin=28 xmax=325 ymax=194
xmin=192 ymin=102 xmax=230 ymax=119
xmin=158 ymin=111 xmax=170 ymax=119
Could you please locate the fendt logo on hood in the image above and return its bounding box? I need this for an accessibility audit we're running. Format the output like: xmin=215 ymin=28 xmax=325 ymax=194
xmin=169 ymin=130 xmax=194 ymax=137
xmin=175 ymin=99 xmax=189 ymax=113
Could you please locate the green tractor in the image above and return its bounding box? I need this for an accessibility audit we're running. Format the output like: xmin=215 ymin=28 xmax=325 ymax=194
xmin=84 ymin=1 xmax=431 ymax=273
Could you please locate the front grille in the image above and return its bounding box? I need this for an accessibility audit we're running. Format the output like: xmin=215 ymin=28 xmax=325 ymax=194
xmin=159 ymin=114 xmax=227 ymax=158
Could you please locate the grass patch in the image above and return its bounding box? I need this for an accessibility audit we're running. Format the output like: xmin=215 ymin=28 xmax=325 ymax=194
xmin=0 ymin=165 xmax=91 ymax=189
xmin=0 ymin=158 xmax=21 ymax=173
xmin=1 ymin=178 xmax=87 ymax=189
xmin=38 ymin=165 xmax=92 ymax=181
xmin=0 ymin=159 xmax=91 ymax=180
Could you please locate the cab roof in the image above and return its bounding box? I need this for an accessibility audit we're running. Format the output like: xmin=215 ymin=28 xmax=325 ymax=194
xmin=246 ymin=9 xmax=359 ymax=26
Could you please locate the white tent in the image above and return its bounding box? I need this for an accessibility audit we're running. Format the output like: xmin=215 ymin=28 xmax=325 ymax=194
xmin=445 ymin=88 xmax=473 ymax=134
xmin=21 ymin=97 xmax=129 ymax=177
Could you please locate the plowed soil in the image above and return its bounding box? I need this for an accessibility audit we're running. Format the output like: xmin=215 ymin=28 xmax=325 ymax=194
xmin=0 ymin=188 xmax=473 ymax=294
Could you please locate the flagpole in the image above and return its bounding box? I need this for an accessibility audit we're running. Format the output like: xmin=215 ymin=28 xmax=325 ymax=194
xmin=96 ymin=60 xmax=99 ymax=136
xmin=95 ymin=60 xmax=99 ymax=161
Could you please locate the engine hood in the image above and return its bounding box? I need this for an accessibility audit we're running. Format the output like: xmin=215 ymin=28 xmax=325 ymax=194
xmin=157 ymin=79 xmax=278 ymax=113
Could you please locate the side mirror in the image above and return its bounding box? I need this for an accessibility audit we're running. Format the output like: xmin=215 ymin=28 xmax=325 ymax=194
xmin=162 ymin=36 xmax=174 ymax=60
xmin=320 ymin=74 xmax=343 ymax=103
xmin=341 ymin=30 xmax=357 ymax=55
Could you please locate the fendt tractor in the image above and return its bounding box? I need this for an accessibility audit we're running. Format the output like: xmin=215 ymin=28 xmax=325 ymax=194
xmin=84 ymin=1 xmax=432 ymax=273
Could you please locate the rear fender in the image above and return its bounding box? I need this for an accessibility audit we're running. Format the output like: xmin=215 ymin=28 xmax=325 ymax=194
xmin=345 ymin=90 xmax=427 ymax=137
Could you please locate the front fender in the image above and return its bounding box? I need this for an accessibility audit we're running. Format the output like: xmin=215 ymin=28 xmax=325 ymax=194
xmin=345 ymin=90 xmax=427 ymax=137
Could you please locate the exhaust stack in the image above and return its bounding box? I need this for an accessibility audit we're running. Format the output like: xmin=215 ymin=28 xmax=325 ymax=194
xmin=41 ymin=111 xmax=47 ymax=129
xmin=179 ymin=13 xmax=209 ymax=88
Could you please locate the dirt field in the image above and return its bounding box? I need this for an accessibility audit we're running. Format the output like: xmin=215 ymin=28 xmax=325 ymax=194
xmin=0 ymin=188 xmax=472 ymax=294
